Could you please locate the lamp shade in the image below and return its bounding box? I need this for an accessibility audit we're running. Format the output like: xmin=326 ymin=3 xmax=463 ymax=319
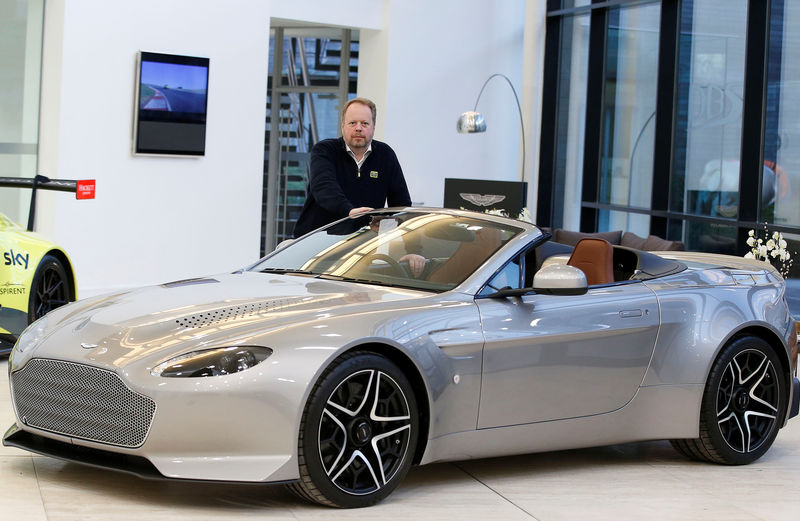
xmin=456 ymin=111 xmax=486 ymax=133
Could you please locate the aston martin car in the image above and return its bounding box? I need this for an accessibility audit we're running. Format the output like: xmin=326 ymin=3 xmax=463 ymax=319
xmin=0 ymin=211 xmax=75 ymax=353
xmin=4 ymin=208 xmax=799 ymax=508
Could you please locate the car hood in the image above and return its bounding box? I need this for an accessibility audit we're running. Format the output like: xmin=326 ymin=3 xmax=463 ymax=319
xmin=14 ymin=271 xmax=429 ymax=370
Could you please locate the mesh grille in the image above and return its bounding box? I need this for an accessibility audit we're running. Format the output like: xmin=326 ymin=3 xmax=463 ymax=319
xmin=176 ymin=297 xmax=305 ymax=328
xmin=11 ymin=359 xmax=156 ymax=448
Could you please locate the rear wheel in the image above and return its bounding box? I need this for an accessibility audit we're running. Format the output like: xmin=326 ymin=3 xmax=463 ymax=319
xmin=28 ymin=254 xmax=71 ymax=322
xmin=670 ymin=336 xmax=785 ymax=464
xmin=288 ymin=351 xmax=418 ymax=508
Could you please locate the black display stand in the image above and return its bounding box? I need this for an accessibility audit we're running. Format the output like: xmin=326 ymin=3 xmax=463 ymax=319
xmin=443 ymin=178 xmax=527 ymax=216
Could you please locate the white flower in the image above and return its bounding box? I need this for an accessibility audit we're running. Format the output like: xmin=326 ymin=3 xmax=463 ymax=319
xmin=748 ymin=229 xmax=755 ymax=237
xmin=746 ymin=237 xmax=755 ymax=247
xmin=744 ymin=252 xmax=755 ymax=259
xmin=780 ymin=239 xmax=787 ymax=249
xmin=758 ymin=245 xmax=768 ymax=257
xmin=517 ymin=207 xmax=532 ymax=223
xmin=771 ymin=249 xmax=780 ymax=258
xmin=767 ymin=239 xmax=776 ymax=249
xmin=773 ymin=231 xmax=780 ymax=241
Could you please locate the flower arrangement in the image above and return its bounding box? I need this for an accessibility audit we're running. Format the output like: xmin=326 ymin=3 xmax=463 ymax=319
xmin=481 ymin=207 xmax=533 ymax=223
xmin=744 ymin=225 xmax=793 ymax=277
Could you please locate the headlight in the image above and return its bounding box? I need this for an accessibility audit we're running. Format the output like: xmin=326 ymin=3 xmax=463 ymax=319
xmin=14 ymin=315 xmax=50 ymax=354
xmin=151 ymin=346 xmax=273 ymax=377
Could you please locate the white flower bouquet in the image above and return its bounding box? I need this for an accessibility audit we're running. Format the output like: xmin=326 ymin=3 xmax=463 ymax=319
xmin=744 ymin=226 xmax=793 ymax=277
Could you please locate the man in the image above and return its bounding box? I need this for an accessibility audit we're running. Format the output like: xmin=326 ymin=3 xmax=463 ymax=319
xmin=292 ymin=97 xmax=412 ymax=238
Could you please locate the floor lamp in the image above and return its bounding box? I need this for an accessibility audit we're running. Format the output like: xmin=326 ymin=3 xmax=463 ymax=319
xmin=457 ymin=73 xmax=526 ymax=182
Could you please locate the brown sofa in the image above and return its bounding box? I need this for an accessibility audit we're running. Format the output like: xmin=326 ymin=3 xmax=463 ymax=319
xmin=552 ymin=229 xmax=685 ymax=251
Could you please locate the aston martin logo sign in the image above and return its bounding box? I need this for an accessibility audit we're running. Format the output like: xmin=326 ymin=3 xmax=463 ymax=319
xmin=459 ymin=193 xmax=506 ymax=207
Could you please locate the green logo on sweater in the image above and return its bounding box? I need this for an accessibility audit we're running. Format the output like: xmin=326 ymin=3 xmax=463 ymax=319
xmin=369 ymin=171 xmax=379 ymax=178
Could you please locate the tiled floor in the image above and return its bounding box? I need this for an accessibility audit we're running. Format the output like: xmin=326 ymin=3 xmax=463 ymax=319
xmin=2 ymin=358 xmax=799 ymax=520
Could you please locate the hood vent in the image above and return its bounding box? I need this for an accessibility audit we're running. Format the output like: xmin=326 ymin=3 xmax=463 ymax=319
xmin=162 ymin=277 xmax=219 ymax=288
xmin=175 ymin=297 xmax=307 ymax=329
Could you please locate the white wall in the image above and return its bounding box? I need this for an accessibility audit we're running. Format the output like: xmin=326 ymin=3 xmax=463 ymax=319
xmin=35 ymin=0 xmax=541 ymax=299
xmin=38 ymin=0 xmax=271 ymax=297
xmin=359 ymin=0 xmax=529 ymax=208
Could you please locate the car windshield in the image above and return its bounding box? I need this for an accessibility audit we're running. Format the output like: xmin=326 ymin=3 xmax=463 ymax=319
xmin=249 ymin=210 xmax=525 ymax=292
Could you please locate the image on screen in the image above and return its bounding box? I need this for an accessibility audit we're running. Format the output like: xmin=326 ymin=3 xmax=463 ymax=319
xmin=134 ymin=52 xmax=210 ymax=156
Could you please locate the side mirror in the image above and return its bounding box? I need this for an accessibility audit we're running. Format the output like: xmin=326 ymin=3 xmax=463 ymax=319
xmin=486 ymin=263 xmax=589 ymax=298
xmin=532 ymin=263 xmax=588 ymax=295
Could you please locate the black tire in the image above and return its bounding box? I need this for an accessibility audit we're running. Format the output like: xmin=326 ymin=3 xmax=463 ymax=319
xmin=288 ymin=351 xmax=418 ymax=508
xmin=28 ymin=254 xmax=71 ymax=322
xmin=671 ymin=336 xmax=785 ymax=465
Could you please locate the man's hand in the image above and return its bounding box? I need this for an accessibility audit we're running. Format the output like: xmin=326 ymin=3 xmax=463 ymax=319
xmin=399 ymin=254 xmax=426 ymax=277
xmin=349 ymin=207 xmax=373 ymax=216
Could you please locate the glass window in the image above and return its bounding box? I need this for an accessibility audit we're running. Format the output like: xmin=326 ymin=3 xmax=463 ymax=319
xmin=598 ymin=3 xmax=661 ymax=233
xmin=599 ymin=209 xmax=649 ymax=237
xmin=0 ymin=0 xmax=44 ymax=224
xmin=554 ymin=14 xmax=590 ymax=230
xmin=765 ymin=1 xmax=800 ymax=282
xmin=685 ymin=220 xmax=738 ymax=255
xmin=671 ymin=0 xmax=748 ymax=228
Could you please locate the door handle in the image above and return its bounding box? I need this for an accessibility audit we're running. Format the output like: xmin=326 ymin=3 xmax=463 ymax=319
xmin=619 ymin=309 xmax=643 ymax=318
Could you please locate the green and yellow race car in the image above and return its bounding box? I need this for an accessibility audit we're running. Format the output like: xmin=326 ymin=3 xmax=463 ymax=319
xmin=0 ymin=175 xmax=93 ymax=353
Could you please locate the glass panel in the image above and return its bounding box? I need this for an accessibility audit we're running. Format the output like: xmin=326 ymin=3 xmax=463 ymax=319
xmin=0 ymin=0 xmax=44 ymax=224
xmin=553 ymin=14 xmax=590 ymax=230
xmin=684 ymin=220 xmax=737 ymax=254
xmin=598 ymin=3 xmax=661 ymax=222
xmin=764 ymin=1 xmax=800 ymax=302
xmin=560 ymin=0 xmax=592 ymax=8
xmin=598 ymin=209 xmax=649 ymax=237
xmin=671 ymin=0 xmax=748 ymax=220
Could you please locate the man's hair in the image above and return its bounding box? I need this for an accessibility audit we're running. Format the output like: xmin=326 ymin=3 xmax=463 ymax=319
xmin=341 ymin=97 xmax=377 ymax=124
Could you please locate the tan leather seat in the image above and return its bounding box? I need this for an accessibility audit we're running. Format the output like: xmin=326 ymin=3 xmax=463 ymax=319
xmin=427 ymin=227 xmax=502 ymax=284
xmin=567 ymin=238 xmax=614 ymax=286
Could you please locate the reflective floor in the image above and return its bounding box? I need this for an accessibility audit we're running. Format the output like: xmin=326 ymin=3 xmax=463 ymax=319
xmin=2 ymin=358 xmax=799 ymax=520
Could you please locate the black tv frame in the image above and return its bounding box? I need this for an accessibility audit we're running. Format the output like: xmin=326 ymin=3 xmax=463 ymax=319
xmin=133 ymin=51 xmax=210 ymax=156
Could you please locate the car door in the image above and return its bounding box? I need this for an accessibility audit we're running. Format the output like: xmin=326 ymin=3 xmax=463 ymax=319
xmin=475 ymin=263 xmax=659 ymax=429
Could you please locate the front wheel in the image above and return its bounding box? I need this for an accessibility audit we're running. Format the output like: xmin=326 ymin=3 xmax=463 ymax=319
xmin=28 ymin=254 xmax=71 ymax=322
xmin=289 ymin=351 xmax=418 ymax=508
xmin=671 ymin=336 xmax=786 ymax=465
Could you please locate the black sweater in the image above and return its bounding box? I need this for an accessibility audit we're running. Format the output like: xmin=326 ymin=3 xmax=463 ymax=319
xmin=292 ymin=137 xmax=412 ymax=238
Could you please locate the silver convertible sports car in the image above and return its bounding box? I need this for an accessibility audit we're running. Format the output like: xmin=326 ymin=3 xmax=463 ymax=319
xmin=4 ymin=208 xmax=799 ymax=508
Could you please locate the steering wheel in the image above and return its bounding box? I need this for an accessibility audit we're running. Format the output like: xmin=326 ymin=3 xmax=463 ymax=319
xmin=364 ymin=253 xmax=408 ymax=277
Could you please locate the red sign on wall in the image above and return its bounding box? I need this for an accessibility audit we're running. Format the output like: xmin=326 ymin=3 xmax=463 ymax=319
xmin=76 ymin=180 xmax=96 ymax=200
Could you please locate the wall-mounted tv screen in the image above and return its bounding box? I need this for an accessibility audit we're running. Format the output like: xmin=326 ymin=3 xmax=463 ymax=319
xmin=134 ymin=51 xmax=209 ymax=156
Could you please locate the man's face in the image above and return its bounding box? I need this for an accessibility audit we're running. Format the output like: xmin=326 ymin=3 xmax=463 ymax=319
xmin=342 ymin=103 xmax=375 ymax=152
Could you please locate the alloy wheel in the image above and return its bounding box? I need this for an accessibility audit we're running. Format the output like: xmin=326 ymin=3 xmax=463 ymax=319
xmin=716 ymin=348 xmax=779 ymax=453
xmin=318 ymin=368 xmax=412 ymax=495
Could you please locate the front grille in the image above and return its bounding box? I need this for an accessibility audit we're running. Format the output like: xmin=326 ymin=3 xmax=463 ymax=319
xmin=11 ymin=359 xmax=156 ymax=448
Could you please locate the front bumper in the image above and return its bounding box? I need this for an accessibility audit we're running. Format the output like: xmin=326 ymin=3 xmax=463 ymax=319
xmin=3 ymin=423 xmax=297 ymax=485
xmin=6 ymin=357 xmax=305 ymax=483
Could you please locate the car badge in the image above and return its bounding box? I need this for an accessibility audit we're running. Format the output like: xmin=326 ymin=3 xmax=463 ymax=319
xmin=80 ymin=343 xmax=98 ymax=349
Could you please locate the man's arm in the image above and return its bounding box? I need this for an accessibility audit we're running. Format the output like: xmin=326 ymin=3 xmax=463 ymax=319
xmin=308 ymin=142 xmax=355 ymax=217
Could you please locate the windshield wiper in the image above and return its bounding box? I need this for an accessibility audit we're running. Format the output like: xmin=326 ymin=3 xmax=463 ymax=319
xmin=259 ymin=268 xmax=316 ymax=276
